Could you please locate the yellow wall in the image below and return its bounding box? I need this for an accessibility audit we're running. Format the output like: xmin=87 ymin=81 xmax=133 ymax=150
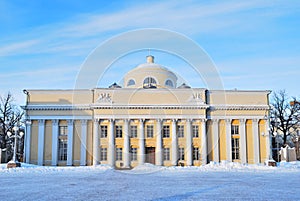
xmin=44 ymin=120 xmax=52 ymax=165
xmin=219 ymin=120 xmax=227 ymax=161
xmin=30 ymin=120 xmax=38 ymax=164
xmin=246 ymin=120 xmax=254 ymax=164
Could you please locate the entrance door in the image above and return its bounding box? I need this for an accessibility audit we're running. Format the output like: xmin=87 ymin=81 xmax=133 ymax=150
xmin=146 ymin=147 xmax=155 ymax=164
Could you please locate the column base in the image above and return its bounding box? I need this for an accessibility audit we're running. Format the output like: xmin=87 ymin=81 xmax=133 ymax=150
xmin=7 ymin=161 xmax=21 ymax=168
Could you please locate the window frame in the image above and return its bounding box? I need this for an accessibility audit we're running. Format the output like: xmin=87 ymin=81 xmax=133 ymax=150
xmin=162 ymin=125 xmax=170 ymax=138
xmin=178 ymin=125 xmax=184 ymax=138
xmin=115 ymin=125 xmax=123 ymax=138
xmin=130 ymin=125 xmax=137 ymax=138
xmin=146 ymin=125 xmax=154 ymax=138
xmin=179 ymin=147 xmax=185 ymax=161
xmin=100 ymin=125 xmax=108 ymax=138
xmin=192 ymin=125 xmax=199 ymax=138
xmin=116 ymin=147 xmax=123 ymax=161
xmin=193 ymin=147 xmax=200 ymax=161
xmin=163 ymin=147 xmax=170 ymax=161
xmin=100 ymin=147 xmax=107 ymax=161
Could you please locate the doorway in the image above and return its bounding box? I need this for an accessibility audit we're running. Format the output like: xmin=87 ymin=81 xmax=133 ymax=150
xmin=145 ymin=147 xmax=155 ymax=164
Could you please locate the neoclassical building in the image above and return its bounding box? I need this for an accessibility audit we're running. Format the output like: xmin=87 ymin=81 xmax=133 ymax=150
xmin=23 ymin=56 xmax=271 ymax=168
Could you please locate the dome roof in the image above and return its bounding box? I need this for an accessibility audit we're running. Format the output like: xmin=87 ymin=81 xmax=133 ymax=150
xmin=124 ymin=56 xmax=177 ymax=88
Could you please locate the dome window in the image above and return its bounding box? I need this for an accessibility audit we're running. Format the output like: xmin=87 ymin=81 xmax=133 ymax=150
xmin=143 ymin=77 xmax=157 ymax=88
xmin=165 ymin=80 xmax=174 ymax=88
xmin=127 ymin=79 xmax=135 ymax=86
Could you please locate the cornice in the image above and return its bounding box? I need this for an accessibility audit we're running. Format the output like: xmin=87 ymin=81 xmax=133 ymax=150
xmin=210 ymin=105 xmax=270 ymax=111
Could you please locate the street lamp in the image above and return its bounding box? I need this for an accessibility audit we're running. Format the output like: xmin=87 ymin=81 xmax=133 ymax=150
xmin=7 ymin=125 xmax=24 ymax=168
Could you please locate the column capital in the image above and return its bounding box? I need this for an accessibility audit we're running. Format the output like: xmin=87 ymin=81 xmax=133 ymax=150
xmin=81 ymin=119 xmax=88 ymax=125
xmin=172 ymin=119 xmax=177 ymax=123
xmin=139 ymin=119 xmax=145 ymax=123
xmin=124 ymin=119 xmax=129 ymax=123
xmin=156 ymin=118 xmax=163 ymax=123
xmin=109 ymin=119 xmax=115 ymax=123
xmin=93 ymin=118 xmax=99 ymax=123
xmin=253 ymin=118 xmax=259 ymax=123
xmin=67 ymin=119 xmax=74 ymax=125
xmin=186 ymin=119 xmax=193 ymax=122
xmin=225 ymin=119 xmax=232 ymax=124
xmin=200 ymin=119 xmax=207 ymax=123
xmin=52 ymin=119 xmax=59 ymax=125
xmin=239 ymin=119 xmax=246 ymax=123
xmin=212 ymin=119 xmax=219 ymax=123
xmin=38 ymin=119 xmax=45 ymax=124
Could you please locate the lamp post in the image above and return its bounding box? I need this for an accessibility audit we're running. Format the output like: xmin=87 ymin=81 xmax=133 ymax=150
xmin=7 ymin=125 xmax=24 ymax=168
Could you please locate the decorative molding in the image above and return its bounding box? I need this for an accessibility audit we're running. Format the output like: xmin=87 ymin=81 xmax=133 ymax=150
xmin=210 ymin=105 xmax=270 ymax=111
xmin=96 ymin=93 xmax=113 ymax=103
xmin=91 ymin=104 xmax=209 ymax=110
xmin=239 ymin=119 xmax=246 ymax=123
xmin=27 ymin=115 xmax=92 ymax=120
xmin=25 ymin=104 xmax=91 ymax=111
xmin=225 ymin=119 xmax=232 ymax=124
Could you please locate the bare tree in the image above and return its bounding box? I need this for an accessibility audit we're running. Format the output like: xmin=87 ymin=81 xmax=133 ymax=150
xmin=270 ymin=90 xmax=300 ymax=144
xmin=0 ymin=92 xmax=24 ymax=161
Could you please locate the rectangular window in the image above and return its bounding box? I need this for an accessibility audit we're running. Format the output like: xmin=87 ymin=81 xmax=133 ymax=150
xmin=163 ymin=125 xmax=170 ymax=138
xmin=192 ymin=125 xmax=199 ymax=138
xmin=231 ymin=125 xmax=239 ymax=135
xmin=130 ymin=126 xmax=137 ymax=138
xmin=116 ymin=125 xmax=123 ymax=138
xmin=163 ymin=147 xmax=170 ymax=161
xmin=179 ymin=147 xmax=185 ymax=160
xmin=178 ymin=125 xmax=184 ymax=138
xmin=58 ymin=139 xmax=67 ymax=161
xmin=193 ymin=147 xmax=200 ymax=160
xmin=131 ymin=147 xmax=137 ymax=161
xmin=147 ymin=125 xmax=154 ymax=138
xmin=100 ymin=125 xmax=107 ymax=138
xmin=59 ymin=126 xmax=68 ymax=136
xmin=100 ymin=147 xmax=107 ymax=161
xmin=232 ymin=138 xmax=240 ymax=160
xmin=116 ymin=148 xmax=123 ymax=161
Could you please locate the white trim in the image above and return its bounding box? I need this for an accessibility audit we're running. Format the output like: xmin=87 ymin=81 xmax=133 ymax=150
xmin=25 ymin=122 xmax=32 ymax=164
xmin=94 ymin=114 xmax=206 ymax=120
xmin=171 ymin=120 xmax=178 ymax=166
xmin=201 ymin=120 xmax=207 ymax=165
xmin=155 ymin=119 xmax=163 ymax=166
xmin=28 ymin=116 xmax=92 ymax=120
xmin=139 ymin=120 xmax=145 ymax=165
xmin=80 ymin=120 xmax=87 ymax=166
xmin=51 ymin=120 xmax=59 ymax=166
xmin=93 ymin=119 xmax=100 ymax=166
xmin=37 ymin=120 xmax=45 ymax=166
xmin=208 ymin=115 xmax=266 ymax=120
xmin=186 ymin=120 xmax=192 ymax=166
xmin=226 ymin=120 xmax=232 ymax=162
xmin=253 ymin=119 xmax=260 ymax=164
xmin=210 ymin=105 xmax=269 ymax=110
xmin=123 ymin=120 xmax=130 ymax=168
xmin=212 ymin=119 xmax=219 ymax=162
xmin=67 ymin=120 xmax=74 ymax=166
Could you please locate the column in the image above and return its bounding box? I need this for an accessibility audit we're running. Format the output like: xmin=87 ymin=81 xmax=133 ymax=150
xmin=24 ymin=120 xmax=32 ymax=163
xmin=123 ymin=119 xmax=130 ymax=168
xmin=37 ymin=119 xmax=45 ymax=166
xmin=139 ymin=119 xmax=145 ymax=165
xmin=239 ymin=119 xmax=247 ymax=164
xmin=171 ymin=119 xmax=178 ymax=166
xmin=67 ymin=119 xmax=74 ymax=166
xmin=93 ymin=119 xmax=100 ymax=166
xmin=108 ymin=119 xmax=115 ymax=167
xmin=226 ymin=119 xmax=232 ymax=162
xmin=212 ymin=119 xmax=219 ymax=162
xmin=155 ymin=119 xmax=163 ymax=166
xmin=265 ymin=119 xmax=271 ymax=160
xmin=51 ymin=119 xmax=59 ymax=166
xmin=186 ymin=119 xmax=192 ymax=166
xmin=253 ymin=119 xmax=260 ymax=164
xmin=201 ymin=119 xmax=207 ymax=165
xmin=80 ymin=119 xmax=87 ymax=166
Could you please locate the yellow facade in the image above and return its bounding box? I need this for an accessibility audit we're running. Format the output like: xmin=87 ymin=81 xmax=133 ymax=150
xmin=23 ymin=56 xmax=271 ymax=168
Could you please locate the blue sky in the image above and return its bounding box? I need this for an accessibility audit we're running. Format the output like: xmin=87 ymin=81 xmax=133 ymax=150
xmin=0 ymin=0 xmax=300 ymax=104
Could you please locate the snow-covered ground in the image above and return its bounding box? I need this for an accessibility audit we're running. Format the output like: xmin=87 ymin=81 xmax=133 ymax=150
xmin=1 ymin=161 xmax=300 ymax=201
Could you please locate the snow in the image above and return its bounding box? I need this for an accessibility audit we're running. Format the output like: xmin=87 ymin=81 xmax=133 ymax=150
xmin=1 ymin=162 xmax=300 ymax=200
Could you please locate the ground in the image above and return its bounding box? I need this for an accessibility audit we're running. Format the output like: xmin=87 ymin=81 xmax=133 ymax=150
xmin=1 ymin=162 xmax=300 ymax=201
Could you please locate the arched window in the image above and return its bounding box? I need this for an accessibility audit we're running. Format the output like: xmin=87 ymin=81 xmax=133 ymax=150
xmin=143 ymin=77 xmax=157 ymax=88
xmin=165 ymin=80 xmax=174 ymax=87
xmin=127 ymin=79 xmax=135 ymax=86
